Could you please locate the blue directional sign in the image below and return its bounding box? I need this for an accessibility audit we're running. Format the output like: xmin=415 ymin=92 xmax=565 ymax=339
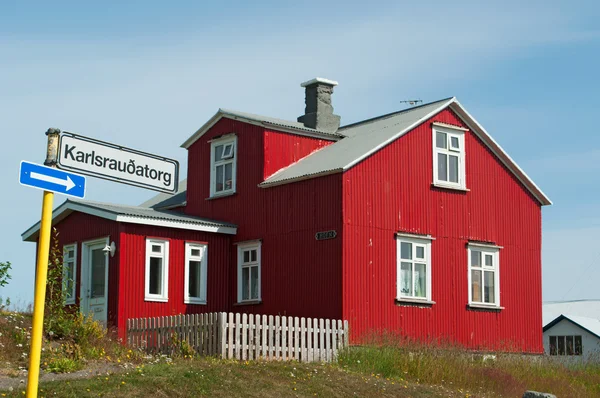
xmin=19 ymin=161 xmax=86 ymax=198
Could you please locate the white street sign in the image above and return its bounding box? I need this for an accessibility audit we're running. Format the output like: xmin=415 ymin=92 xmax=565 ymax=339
xmin=57 ymin=133 xmax=179 ymax=194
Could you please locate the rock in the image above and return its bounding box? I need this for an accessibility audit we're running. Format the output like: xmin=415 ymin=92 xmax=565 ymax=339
xmin=523 ymin=391 xmax=557 ymax=398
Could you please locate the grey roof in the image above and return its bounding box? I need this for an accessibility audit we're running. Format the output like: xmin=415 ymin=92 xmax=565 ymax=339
xmin=543 ymin=314 xmax=600 ymax=340
xmin=22 ymin=198 xmax=236 ymax=241
xmin=543 ymin=300 xmax=600 ymax=326
xmin=219 ymin=108 xmax=345 ymax=138
xmin=141 ymin=179 xmax=187 ymax=209
xmin=261 ymin=98 xmax=452 ymax=185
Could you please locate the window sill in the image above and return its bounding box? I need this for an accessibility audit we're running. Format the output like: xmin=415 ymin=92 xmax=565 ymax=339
xmin=234 ymin=300 xmax=262 ymax=306
xmin=395 ymin=298 xmax=435 ymax=307
xmin=206 ymin=192 xmax=237 ymax=200
xmin=467 ymin=303 xmax=504 ymax=311
xmin=184 ymin=300 xmax=207 ymax=305
xmin=431 ymin=183 xmax=469 ymax=192
xmin=144 ymin=297 xmax=169 ymax=303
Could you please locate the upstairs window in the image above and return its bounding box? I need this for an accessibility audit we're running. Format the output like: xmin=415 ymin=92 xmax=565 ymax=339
xmin=432 ymin=124 xmax=466 ymax=190
xmin=145 ymin=239 xmax=169 ymax=302
xmin=210 ymin=136 xmax=237 ymax=197
xmin=396 ymin=235 xmax=432 ymax=302
xmin=237 ymin=241 xmax=261 ymax=303
xmin=184 ymin=242 xmax=208 ymax=304
xmin=63 ymin=244 xmax=77 ymax=305
xmin=549 ymin=335 xmax=582 ymax=356
xmin=468 ymin=244 xmax=500 ymax=307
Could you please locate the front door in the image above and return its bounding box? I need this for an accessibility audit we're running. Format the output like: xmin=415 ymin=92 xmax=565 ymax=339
xmin=82 ymin=240 xmax=109 ymax=324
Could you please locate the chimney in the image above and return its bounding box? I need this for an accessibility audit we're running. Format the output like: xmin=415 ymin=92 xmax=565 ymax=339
xmin=297 ymin=77 xmax=341 ymax=133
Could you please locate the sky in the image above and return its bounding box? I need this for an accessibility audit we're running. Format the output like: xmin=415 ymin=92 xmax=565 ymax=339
xmin=1 ymin=0 xmax=599 ymax=308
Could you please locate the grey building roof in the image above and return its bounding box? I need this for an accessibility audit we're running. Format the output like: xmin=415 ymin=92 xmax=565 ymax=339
xmin=140 ymin=179 xmax=187 ymax=209
xmin=22 ymin=198 xmax=237 ymax=242
xmin=261 ymin=98 xmax=453 ymax=185
xmin=543 ymin=300 xmax=600 ymax=326
xmin=543 ymin=314 xmax=600 ymax=340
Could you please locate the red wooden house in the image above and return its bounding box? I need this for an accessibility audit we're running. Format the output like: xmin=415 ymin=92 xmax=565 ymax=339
xmin=22 ymin=78 xmax=551 ymax=353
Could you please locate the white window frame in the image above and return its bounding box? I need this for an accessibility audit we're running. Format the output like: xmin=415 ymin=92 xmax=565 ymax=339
xmin=184 ymin=242 xmax=208 ymax=304
xmin=432 ymin=124 xmax=466 ymax=190
xmin=396 ymin=235 xmax=433 ymax=302
xmin=237 ymin=241 xmax=261 ymax=303
xmin=145 ymin=238 xmax=169 ymax=302
xmin=210 ymin=135 xmax=237 ymax=197
xmin=467 ymin=244 xmax=500 ymax=307
xmin=63 ymin=244 xmax=77 ymax=305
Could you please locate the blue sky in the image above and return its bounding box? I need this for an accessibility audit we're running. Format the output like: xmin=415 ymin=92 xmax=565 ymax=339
xmin=1 ymin=1 xmax=599 ymax=307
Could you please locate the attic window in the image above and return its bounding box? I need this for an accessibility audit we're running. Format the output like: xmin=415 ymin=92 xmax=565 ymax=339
xmin=210 ymin=136 xmax=237 ymax=197
xmin=432 ymin=125 xmax=466 ymax=190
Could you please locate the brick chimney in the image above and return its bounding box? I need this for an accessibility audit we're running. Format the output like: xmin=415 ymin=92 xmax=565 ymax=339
xmin=297 ymin=77 xmax=341 ymax=133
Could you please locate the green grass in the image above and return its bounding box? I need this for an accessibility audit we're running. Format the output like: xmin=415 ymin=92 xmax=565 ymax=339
xmin=0 ymin=358 xmax=465 ymax=398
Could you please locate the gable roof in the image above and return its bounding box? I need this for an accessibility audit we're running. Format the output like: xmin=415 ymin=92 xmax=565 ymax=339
xmin=543 ymin=300 xmax=600 ymax=326
xmin=259 ymin=97 xmax=551 ymax=206
xmin=21 ymin=198 xmax=237 ymax=242
xmin=181 ymin=108 xmax=345 ymax=149
xmin=140 ymin=179 xmax=187 ymax=210
xmin=543 ymin=314 xmax=600 ymax=340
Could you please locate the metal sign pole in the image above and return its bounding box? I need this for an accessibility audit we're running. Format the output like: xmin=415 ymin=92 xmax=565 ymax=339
xmin=26 ymin=128 xmax=60 ymax=398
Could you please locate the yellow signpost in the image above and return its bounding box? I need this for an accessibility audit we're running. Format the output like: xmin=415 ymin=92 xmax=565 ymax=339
xmin=25 ymin=129 xmax=60 ymax=398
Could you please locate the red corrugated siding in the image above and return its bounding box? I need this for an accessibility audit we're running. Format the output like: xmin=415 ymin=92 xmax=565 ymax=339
xmin=50 ymin=212 xmax=122 ymax=329
xmin=263 ymin=129 xmax=333 ymax=179
xmin=117 ymin=224 xmax=231 ymax=339
xmin=342 ymin=109 xmax=543 ymax=353
xmin=185 ymin=118 xmax=343 ymax=320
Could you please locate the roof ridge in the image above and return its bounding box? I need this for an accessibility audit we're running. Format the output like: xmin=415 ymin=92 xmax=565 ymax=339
xmin=338 ymin=97 xmax=455 ymax=131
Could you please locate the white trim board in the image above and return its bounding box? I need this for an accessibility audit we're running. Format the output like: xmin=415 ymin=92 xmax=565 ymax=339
xmin=21 ymin=200 xmax=237 ymax=242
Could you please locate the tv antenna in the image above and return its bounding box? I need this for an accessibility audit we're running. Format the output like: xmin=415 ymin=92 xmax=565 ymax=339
xmin=400 ymin=99 xmax=423 ymax=106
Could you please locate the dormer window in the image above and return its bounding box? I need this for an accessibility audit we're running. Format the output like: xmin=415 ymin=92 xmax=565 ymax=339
xmin=210 ymin=135 xmax=237 ymax=197
xmin=432 ymin=124 xmax=466 ymax=190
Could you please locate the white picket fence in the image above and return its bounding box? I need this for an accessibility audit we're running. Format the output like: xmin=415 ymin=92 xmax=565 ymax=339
xmin=127 ymin=312 xmax=349 ymax=363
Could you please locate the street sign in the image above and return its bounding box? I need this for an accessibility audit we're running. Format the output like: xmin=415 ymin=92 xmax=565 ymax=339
xmin=56 ymin=132 xmax=179 ymax=194
xmin=19 ymin=161 xmax=86 ymax=198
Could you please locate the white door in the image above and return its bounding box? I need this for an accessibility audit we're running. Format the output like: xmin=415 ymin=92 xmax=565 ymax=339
xmin=82 ymin=240 xmax=109 ymax=324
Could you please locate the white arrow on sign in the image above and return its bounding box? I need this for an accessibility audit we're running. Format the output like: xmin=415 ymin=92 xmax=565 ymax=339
xmin=30 ymin=172 xmax=76 ymax=191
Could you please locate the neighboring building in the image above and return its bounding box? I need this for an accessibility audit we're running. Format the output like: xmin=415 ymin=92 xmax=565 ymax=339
xmin=22 ymin=78 xmax=552 ymax=353
xmin=543 ymin=314 xmax=600 ymax=362
xmin=543 ymin=300 xmax=600 ymax=325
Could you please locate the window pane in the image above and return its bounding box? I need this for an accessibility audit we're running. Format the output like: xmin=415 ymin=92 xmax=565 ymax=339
xmin=149 ymin=257 xmax=162 ymax=295
xmin=215 ymin=144 xmax=223 ymax=161
xmin=222 ymin=143 xmax=233 ymax=159
xmin=471 ymin=270 xmax=482 ymax=302
xmin=250 ymin=266 xmax=259 ymax=300
xmin=414 ymin=263 xmax=426 ymax=298
xmin=215 ymin=165 xmax=224 ymax=192
xmin=484 ymin=271 xmax=495 ymax=304
xmin=91 ymin=249 xmax=105 ymax=298
xmin=450 ymin=136 xmax=459 ymax=149
xmin=485 ymin=254 xmax=493 ymax=267
xmin=224 ymin=163 xmax=233 ymax=190
xmin=152 ymin=245 xmax=162 ymax=253
xmin=438 ymin=153 xmax=448 ymax=181
xmin=242 ymin=267 xmax=249 ymax=300
xmin=65 ymin=261 xmax=74 ymax=299
xmin=188 ymin=260 xmax=201 ymax=298
xmin=471 ymin=250 xmax=481 ymax=267
xmin=566 ymin=336 xmax=574 ymax=355
xmin=401 ymin=262 xmax=412 ymax=295
xmin=66 ymin=249 xmax=74 ymax=259
xmin=436 ymin=132 xmax=447 ymax=149
xmin=449 ymin=155 xmax=459 ymax=183
xmin=243 ymin=250 xmax=250 ymax=263
xmin=549 ymin=336 xmax=557 ymax=355
xmin=250 ymin=249 xmax=257 ymax=262
xmin=575 ymin=336 xmax=582 ymax=355
xmin=191 ymin=248 xmax=201 ymax=257
xmin=416 ymin=246 xmax=425 ymax=260
xmin=558 ymin=336 xmax=565 ymax=355
xmin=400 ymin=242 xmax=412 ymax=260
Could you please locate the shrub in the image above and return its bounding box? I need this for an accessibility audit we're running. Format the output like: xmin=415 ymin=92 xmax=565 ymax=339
xmin=45 ymin=357 xmax=81 ymax=373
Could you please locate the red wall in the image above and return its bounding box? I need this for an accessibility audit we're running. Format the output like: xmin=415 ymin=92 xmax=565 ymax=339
xmin=342 ymin=109 xmax=543 ymax=353
xmin=51 ymin=212 xmax=122 ymax=329
xmin=117 ymin=224 xmax=232 ymax=339
xmin=185 ymin=117 xmax=343 ymax=320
